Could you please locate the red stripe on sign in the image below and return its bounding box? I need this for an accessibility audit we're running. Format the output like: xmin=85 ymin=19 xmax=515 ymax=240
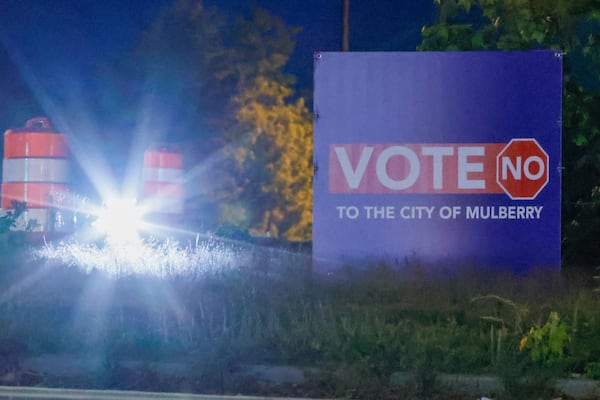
xmin=329 ymin=143 xmax=505 ymax=194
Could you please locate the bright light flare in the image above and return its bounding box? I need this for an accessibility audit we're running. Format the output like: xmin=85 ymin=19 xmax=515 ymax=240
xmin=92 ymin=198 xmax=144 ymax=242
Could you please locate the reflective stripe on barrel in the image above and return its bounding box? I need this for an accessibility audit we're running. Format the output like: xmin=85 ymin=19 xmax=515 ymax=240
xmin=141 ymin=149 xmax=184 ymax=215
xmin=142 ymin=167 xmax=183 ymax=183
xmin=2 ymin=158 xmax=70 ymax=183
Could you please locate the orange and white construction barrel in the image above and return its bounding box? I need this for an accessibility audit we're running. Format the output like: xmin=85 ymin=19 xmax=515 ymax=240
xmin=141 ymin=144 xmax=184 ymax=225
xmin=1 ymin=117 xmax=73 ymax=232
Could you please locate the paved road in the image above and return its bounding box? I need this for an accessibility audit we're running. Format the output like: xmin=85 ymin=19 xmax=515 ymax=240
xmin=0 ymin=386 xmax=327 ymax=400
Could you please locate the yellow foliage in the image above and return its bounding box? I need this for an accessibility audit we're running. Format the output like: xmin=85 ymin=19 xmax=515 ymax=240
xmin=230 ymin=76 xmax=312 ymax=241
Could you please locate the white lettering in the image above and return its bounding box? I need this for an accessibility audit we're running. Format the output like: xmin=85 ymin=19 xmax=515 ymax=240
xmin=465 ymin=206 xmax=543 ymax=220
xmin=336 ymin=205 xmax=360 ymax=219
xmin=466 ymin=206 xmax=479 ymax=219
xmin=502 ymin=156 xmax=522 ymax=180
xmin=334 ymin=146 xmax=373 ymax=189
xmin=524 ymin=156 xmax=545 ymax=180
xmin=398 ymin=206 xmax=436 ymax=219
xmin=458 ymin=147 xmax=485 ymax=189
xmin=376 ymin=146 xmax=420 ymax=190
xmin=439 ymin=206 xmax=452 ymax=219
xmin=363 ymin=206 xmax=395 ymax=219
xmin=422 ymin=146 xmax=454 ymax=189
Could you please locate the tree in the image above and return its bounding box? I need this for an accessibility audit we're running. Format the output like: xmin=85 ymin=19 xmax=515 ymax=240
xmin=104 ymin=1 xmax=311 ymax=239
xmin=420 ymin=0 xmax=600 ymax=265
xmin=223 ymin=76 xmax=312 ymax=241
xmin=214 ymin=10 xmax=311 ymax=241
xmin=220 ymin=8 xmax=299 ymax=92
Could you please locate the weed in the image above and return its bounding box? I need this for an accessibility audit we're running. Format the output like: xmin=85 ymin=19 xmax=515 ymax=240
xmin=520 ymin=311 xmax=571 ymax=367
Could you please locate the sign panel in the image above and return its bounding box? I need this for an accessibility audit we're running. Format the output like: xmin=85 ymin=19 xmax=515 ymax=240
xmin=313 ymin=51 xmax=562 ymax=273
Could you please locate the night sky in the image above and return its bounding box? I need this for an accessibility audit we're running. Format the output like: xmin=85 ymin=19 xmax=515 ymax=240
xmin=0 ymin=0 xmax=435 ymax=197
xmin=0 ymin=0 xmax=434 ymax=94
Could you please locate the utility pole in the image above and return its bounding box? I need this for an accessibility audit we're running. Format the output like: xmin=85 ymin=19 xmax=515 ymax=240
xmin=342 ymin=0 xmax=349 ymax=51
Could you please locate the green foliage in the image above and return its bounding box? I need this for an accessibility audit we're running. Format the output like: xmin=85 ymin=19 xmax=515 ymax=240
xmin=421 ymin=0 xmax=600 ymax=266
xmin=498 ymin=310 xmax=573 ymax=398
xmin=519 ymin=312 xmax=571 ymax=366
xmin=221 ymin=8 xmax=299 ymax=88
xmin=585 ymin=361 xmax=600 ymax=379
xmin=0 ymin=201 xmax=32 ymax=251
xmin=471 ymin=294 xmax=529 ymax=366
xmin=0 ymin=200 xmax=27 ymax=233
xmin=0 ymin=210 xmax=16 ymax=233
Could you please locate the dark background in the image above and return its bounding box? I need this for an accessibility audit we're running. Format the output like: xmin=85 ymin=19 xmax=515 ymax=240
xmin=0 ymin=0 xmax=434 ymax=102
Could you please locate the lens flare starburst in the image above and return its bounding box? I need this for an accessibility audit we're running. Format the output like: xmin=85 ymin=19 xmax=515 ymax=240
xmin=92 ymin=197 xmax=145 ymax=242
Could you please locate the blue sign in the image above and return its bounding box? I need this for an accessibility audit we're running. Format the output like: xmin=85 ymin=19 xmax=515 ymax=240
xmin=313 ymin=51 xmax=562 ymax=273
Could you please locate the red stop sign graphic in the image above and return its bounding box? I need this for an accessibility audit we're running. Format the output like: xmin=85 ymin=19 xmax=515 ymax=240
xmin=496 ymin=138 xmax=549 ymax=200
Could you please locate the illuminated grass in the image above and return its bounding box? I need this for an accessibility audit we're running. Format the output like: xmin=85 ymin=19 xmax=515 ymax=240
xmin=33 ymin=237 xmax=262 ymax=277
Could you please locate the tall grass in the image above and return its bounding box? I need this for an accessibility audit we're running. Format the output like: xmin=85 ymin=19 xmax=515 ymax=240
xmin=0 ymin=238 xmax=599 ymax=396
